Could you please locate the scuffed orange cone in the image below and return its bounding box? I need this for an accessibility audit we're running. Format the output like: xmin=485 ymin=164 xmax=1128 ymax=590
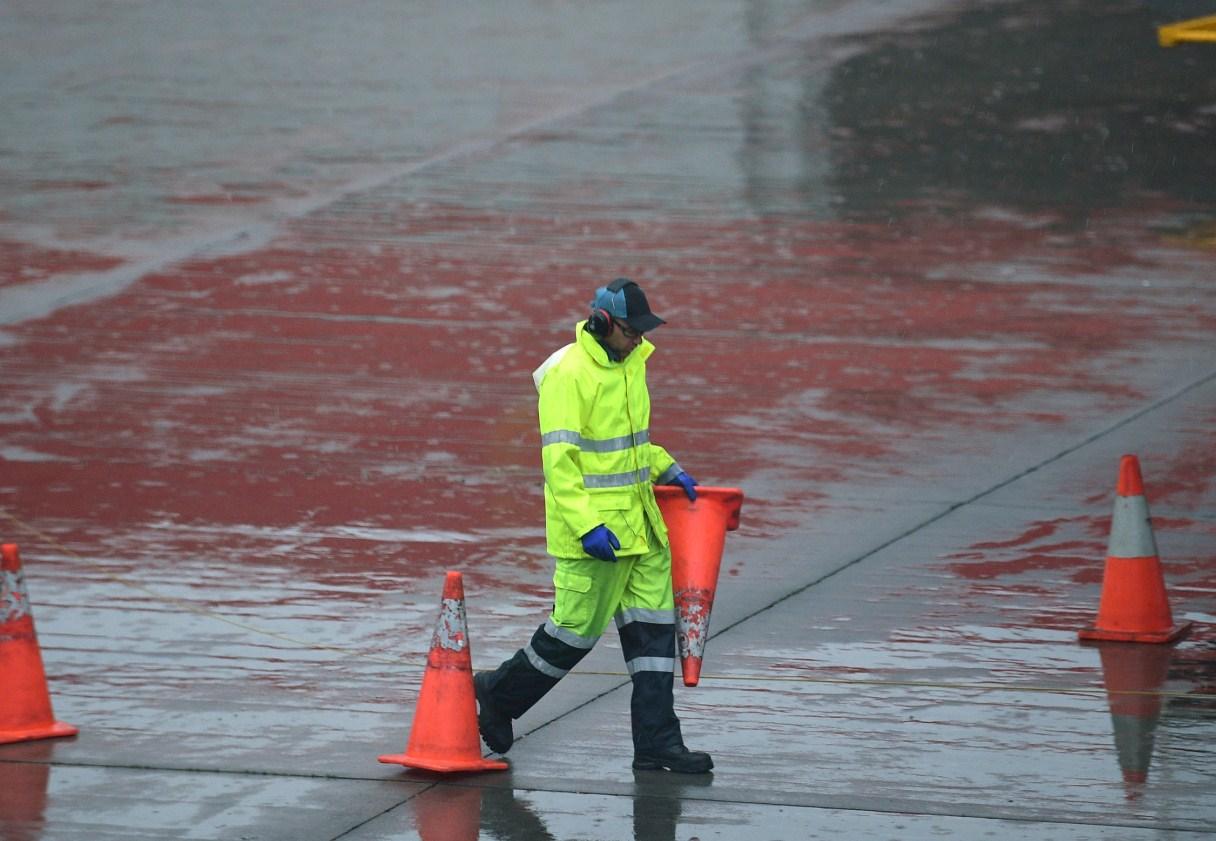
xmin=1078 ymin=455 xmax=1192 ymax=644
xmin=654 ymin=486 xmax=743 ymax=687
xmin=1 ymin=544 xmax=78 ymax=745
xmin=378 ymin=571 xmax=507 ymax=773
xmin=1091 ymin=642 xmax=1175 ymax=798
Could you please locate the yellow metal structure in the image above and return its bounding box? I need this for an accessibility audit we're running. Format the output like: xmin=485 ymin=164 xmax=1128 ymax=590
xmin=1158 ymin=14 xmax=1216 ymax=46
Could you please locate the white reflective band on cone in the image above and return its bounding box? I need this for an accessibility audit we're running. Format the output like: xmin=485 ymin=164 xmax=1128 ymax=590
xmin=1107 ymin=494 xmax=1158 ymax=559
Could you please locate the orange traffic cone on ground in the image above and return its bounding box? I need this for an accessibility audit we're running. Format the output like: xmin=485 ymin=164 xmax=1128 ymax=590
xmin=1 ymin=544 xmax=78 ymax=745
xmin=654 ymin=486 xmax=744 ymax=687
xmin=1091 ymin=641 xmax=1175 ymax=797
xmin=378 ymin=571 xmax=508 ymax=773
xmin=1078 ymin=455 xmax=1192 ymax=644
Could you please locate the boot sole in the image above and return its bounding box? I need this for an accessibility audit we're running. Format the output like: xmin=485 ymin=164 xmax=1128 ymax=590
xmin=632 ymin=756 xmax=714 ymax=774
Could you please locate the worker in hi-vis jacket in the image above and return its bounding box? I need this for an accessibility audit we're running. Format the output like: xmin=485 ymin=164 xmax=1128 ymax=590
xmin=474 ymin=277 xmax=711 ymax=774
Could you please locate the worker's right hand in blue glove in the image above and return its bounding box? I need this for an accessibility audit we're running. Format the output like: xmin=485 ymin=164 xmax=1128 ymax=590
xmin=581 ymin=524 xmax=621 ymax=562
xmin=668 ymin=471 xmax=698 ymax=501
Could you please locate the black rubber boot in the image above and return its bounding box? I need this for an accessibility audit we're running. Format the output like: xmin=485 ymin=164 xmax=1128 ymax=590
xmin=632 ymin=744 xmax=714 ymax=774
xmin=473 ymin=671 xmax=515 ymax=754
xmin=475 ymin=623 xmax=589 ymax=754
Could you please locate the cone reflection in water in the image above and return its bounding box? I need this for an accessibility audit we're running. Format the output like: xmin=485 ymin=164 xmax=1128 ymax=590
xmin=1079 ymin=455 xmax=1192 ymax=644
xmin=1091 ymin=641 xmax=1175 ymax=798
xmin=412 ymin=785 xmax=483 ymax=841
xmin=654 ymin=486 xmax=743 ymax=687
xmin=0 ymin=740 xmax=54 ymax=841
xmin=1 ymin=544 xmax=79 ymax=745
xmin=378 ymin=571 xmax=508 ymax=773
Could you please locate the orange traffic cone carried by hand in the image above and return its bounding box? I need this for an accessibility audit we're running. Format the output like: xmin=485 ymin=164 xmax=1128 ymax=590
xmin=1 ymin=544 xmax=78 ymax=744
xmin=379 ymin=571 xmax=507 ymax=773
xmin=654 ymin=486 xmax=744 ymax=687
xmin=1078 ymin=455 xmax=1192 ymax=644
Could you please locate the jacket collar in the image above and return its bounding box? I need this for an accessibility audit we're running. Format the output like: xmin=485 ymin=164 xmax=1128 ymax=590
xmin=575 ymin=320 xmax=654 ymax=368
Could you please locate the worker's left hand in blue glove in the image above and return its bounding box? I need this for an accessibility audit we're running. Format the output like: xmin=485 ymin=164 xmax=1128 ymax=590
xmin=581 ymin=524 xmax=621 ymax=562
xmin=668 ymin=471 xmax=698 ymax=501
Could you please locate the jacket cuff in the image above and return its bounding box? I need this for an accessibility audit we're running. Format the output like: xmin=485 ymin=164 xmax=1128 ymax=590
xmin=655 ymin=464 xmax=682 ymax=485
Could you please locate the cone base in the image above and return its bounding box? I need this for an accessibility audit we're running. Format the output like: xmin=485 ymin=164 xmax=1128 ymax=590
xmin=378 ymin=752 xmax=509 ymax=773
xmin=1079 ymin=621 xmax=1192 ymax=645
xmin=0 ymin=719 xmax=79 ymax=745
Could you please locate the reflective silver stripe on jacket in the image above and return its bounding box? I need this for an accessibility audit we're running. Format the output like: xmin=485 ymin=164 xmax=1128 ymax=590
xmin=626 ymin=656 xmax=675 ymax=676
xmin=616 ymin=607 xmax=675 ymax=628
xmin=583 ymin=468 xmax=650 ymax=489
xmin=541 ymin=429 xmax=650 ymax=452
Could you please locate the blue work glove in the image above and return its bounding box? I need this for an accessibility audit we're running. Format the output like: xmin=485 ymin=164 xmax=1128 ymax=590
xmin=668 ymin=471 xmax=698 ymax=501
xmin=581 ymin=524 xmax=621 ymax=562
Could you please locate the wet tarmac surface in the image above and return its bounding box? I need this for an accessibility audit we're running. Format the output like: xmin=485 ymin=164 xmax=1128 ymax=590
xmin=2 ymin=1 xmax=1215 ymax=839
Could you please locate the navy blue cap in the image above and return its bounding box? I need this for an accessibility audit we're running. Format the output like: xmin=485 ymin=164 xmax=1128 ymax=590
xmin=591 ymin=278 xmax=665 ymax=333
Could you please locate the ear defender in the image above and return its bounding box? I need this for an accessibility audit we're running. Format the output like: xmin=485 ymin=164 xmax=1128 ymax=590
xmin=587 ymin=277 xmax=633 ymax=337
xmin=587 ymin=307 xmax=614 ymax=337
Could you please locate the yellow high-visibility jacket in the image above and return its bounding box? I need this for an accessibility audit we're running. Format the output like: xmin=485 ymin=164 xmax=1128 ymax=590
xmin=532 ymin=321 xmax=682 ymax=559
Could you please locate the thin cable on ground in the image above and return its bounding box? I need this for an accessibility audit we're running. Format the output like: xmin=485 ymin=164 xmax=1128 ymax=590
xmin=4 ymin=505 xmax=1207 ymax=705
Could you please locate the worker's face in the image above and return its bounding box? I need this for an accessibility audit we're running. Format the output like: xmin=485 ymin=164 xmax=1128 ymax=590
xmin=605 ymin=319 xmax=643 ymax=357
